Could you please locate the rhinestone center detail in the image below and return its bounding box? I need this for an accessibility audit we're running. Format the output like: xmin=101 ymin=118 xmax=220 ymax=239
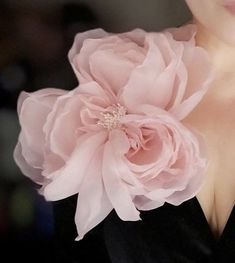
xmin=97 ymin=103 xmax=127 ymax=130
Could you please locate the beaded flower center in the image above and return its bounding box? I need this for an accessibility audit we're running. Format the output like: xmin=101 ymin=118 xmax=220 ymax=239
xmin=97 ymin=103 xmax=127 ymax=130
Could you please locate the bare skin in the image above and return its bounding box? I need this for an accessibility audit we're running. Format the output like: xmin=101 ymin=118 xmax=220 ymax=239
xmin=182 ymin=20 xmax=235 ymax=239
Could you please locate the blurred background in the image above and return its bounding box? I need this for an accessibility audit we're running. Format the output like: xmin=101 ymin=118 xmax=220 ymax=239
xmin=0 ymin=0 xmax=191 ymax=261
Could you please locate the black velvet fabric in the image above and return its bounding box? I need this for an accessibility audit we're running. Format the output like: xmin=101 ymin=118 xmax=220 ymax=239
xmin=53 ymin=195 xmax=235 ymax=263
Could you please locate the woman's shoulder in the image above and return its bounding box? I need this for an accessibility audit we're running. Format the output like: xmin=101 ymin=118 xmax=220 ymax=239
xmin=53 ymin=196 xmax=225 ymax=263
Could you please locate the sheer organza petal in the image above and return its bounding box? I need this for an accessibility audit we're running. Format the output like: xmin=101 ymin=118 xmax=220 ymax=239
xmin=75 ymin=146 xmax=113 ymax=240
xmin=103 ymin=140 xmax=140 ymax=221
xmin=42 ymin=131 xmax=107 ymax=200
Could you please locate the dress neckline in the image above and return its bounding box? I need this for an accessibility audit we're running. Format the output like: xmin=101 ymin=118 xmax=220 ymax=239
xmin=193 ymin=196 xmax=235 ymax=242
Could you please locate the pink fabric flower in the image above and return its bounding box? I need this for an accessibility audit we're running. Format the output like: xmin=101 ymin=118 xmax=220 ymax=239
xmin=14 ymin=24 xmax=214 ymax=240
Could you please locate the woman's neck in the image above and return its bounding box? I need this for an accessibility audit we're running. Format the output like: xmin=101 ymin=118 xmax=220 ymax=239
xmin=194 ymin=19 xmax=235 ymax=76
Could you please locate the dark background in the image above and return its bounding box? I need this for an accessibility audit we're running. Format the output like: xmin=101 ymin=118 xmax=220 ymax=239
xmin=0 ymin=0 xmax=191 ymax=261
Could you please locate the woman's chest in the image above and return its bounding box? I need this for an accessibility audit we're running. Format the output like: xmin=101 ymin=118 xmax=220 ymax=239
xmin=196 ymin=158 xmax=235 ymax=239
xmin=182 ymin=91 xmax=235 ymax=239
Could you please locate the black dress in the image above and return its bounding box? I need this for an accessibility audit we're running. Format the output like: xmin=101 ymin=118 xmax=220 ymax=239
xmin=53 ymin=195 xmax=235 ymax=263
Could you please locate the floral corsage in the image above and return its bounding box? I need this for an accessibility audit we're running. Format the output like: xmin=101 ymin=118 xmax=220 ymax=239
xmin=14 ymin=24 xmax=213 ymax=240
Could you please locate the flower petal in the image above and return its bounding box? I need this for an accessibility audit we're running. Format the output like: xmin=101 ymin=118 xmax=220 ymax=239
xmin=133 ymin=195 xmax=164 ymax=210
xmin=89 ymin=49 xmax=138 ymax=96
xmin=19 ymin=89 xmax=65 ymax=168
xmin=165 ymin=164 xmax=205 ymax=205
xmin=42 ymin=131 xmax=107 ymax=200
xmin=75 ymin=146 xmax=113 ymax=240
xmin=13 ymin=139 xmax=43 ymax=183
xmin=169 ymin=47 xmax=214 ymax=120
xmin=120 ymin=34 xmax=180 ymax=111
xmin=103 ymin=133 xmax=140 ymax=221
xmin=49 ymin=95 xmax=83 ymax=160
xmin=68 ymin=29 xmax=110 ymax=82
